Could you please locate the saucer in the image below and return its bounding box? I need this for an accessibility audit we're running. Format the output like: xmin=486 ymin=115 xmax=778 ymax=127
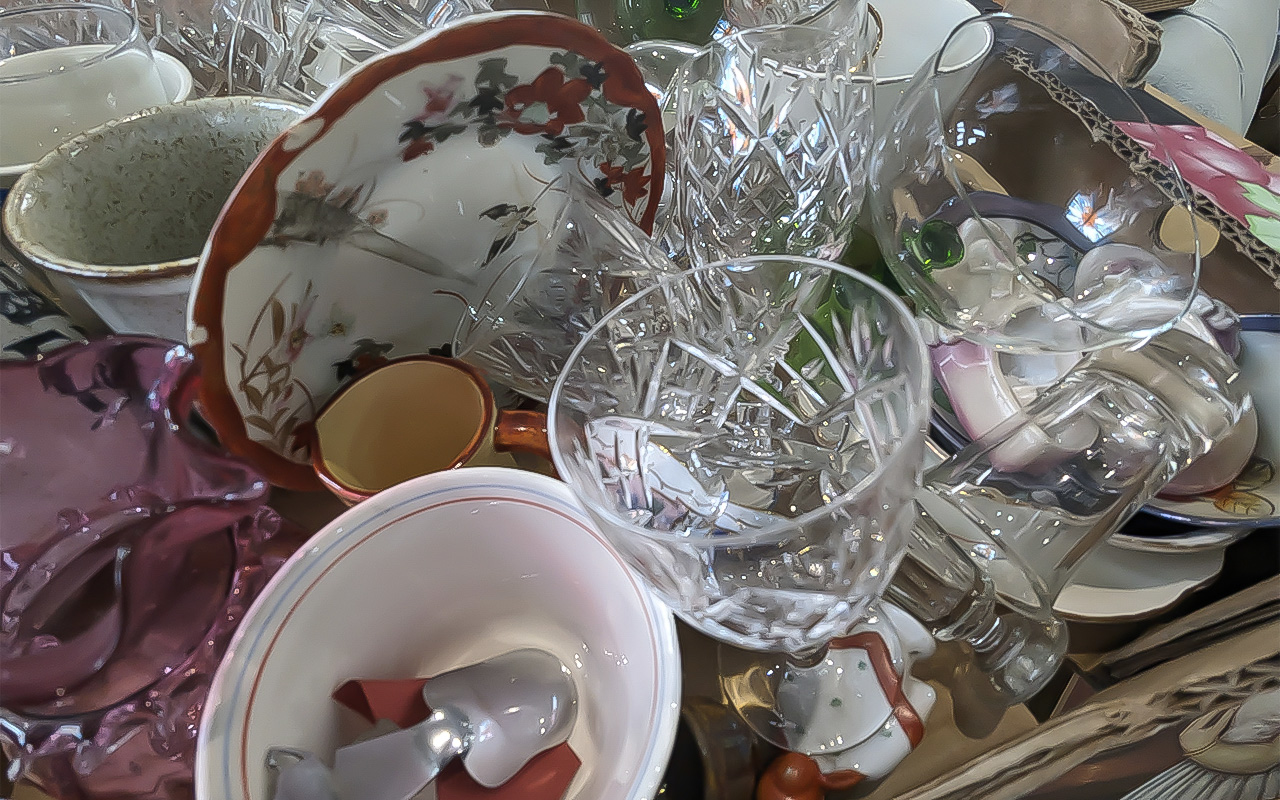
xmin=188 ymin=11 xmax=664 ymax=488
xmin=1143 ymin=315 xmax=1279 ymax=529
xmin=1054 ymin=542 xmax=1224 ymax=622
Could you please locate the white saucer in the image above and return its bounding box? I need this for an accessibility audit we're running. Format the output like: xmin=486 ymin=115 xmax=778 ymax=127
xmin=1055 ymin=542 xmax=1224 ymax=622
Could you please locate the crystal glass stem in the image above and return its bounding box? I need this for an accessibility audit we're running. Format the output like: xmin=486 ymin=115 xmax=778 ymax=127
xmin=888 ymin=506 xmax=1066 ymax=703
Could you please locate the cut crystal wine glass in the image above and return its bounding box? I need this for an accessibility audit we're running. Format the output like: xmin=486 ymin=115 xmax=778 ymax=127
xmin=548 ymin=256 xmax=930 ymax=751
xmin=673 ymin=22 xmax=876 ymax=268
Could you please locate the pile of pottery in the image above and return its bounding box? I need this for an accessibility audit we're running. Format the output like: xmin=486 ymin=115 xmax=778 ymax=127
xmin=1 ymin=2 xmax=1276 ymax=800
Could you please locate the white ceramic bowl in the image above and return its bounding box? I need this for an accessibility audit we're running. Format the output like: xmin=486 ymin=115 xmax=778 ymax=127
xmin=196 ymin=467 xmax=682 ymax=800
xmin=872 ymin=0 xmax=993 ymax=126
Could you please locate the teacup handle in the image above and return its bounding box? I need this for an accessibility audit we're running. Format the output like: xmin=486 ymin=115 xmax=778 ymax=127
xmin=494 ymin=409 xmax=553 ymax=465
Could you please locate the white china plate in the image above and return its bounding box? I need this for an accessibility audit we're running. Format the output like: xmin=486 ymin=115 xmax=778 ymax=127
xmin=1055 ymin=542 xmax=1224 ymax=622
xmin=189 ymin=11 xmax=665 ymax=489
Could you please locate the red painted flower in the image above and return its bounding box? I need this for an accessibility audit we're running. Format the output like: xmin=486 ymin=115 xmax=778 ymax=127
xmin=503 ymin=68 xmax=592 ymax=136
xmin=402 ymin=138 xmax=435 ymax=162
xmin=599 ymin=162 xmax=649 ymax=206
xmin=416 ymin=75 xmax=464 ymax=126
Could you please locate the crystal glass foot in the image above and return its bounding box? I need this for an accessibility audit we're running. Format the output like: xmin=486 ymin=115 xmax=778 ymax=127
xmin=869 ymin=12 xmax=1202 ymax=353
xmin=548 ymin=256 xmax=931 ymax=753
xmin=673 ymin=22 xmax=876 ymax=268
xmin=452 ymin=177 xmax=683 ymax=401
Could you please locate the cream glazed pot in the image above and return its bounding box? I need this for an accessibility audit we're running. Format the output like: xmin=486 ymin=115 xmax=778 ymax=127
xmin=2 ymin=96 xmax=304 ymax=342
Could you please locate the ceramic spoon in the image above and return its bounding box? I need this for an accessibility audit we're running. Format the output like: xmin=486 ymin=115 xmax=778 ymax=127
xmin=330 ymin=649 xmax=578 ymax=800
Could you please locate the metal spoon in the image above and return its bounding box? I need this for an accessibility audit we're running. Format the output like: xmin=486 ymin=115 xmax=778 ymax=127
xmin=330 ymin=648 xmax=578 ymax=800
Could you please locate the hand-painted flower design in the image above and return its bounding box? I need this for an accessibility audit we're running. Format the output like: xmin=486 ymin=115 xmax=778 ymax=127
xmin=295 ymin=170 xmax=336 ymax=198
xmin=417 ymin=75 xmax=465 ymax=126
xmin=503 ymin=67 xmax=593 ymax=136
xmin=284 ymin=293 xmax=317 ymax=363
xmin=597 ymin=162 xmax=650 ymax=205
xmin=1116 ymin=121 xmax=1280 ymax=251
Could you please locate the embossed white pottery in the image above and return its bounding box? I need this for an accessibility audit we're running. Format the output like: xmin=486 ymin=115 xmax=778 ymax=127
xmin=2 ymin=96 xmax=304 ymax=342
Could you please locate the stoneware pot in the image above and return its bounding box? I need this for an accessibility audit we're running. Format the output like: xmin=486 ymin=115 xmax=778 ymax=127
xmin=2 ymin=96 xmax=304 ymax=342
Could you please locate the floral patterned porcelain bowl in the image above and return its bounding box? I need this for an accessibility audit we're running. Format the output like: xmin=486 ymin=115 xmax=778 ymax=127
xmin=189 ymin=10 xmax=665 ymax=489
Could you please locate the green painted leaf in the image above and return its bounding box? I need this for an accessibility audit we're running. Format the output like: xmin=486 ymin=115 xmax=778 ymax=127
xmin=244 ymin=415 xmax=275 ymax=434
xmin=243 ymin=383 xmax=265 ymax=411
xmin=1244 ymin=212 xmax=1280 ymax=251
xmin=269 ymin=299 xmax=286 ymax=341
xmin=1240 ymin=179 xmax=1280 ymax=216
xmin=475 ymin=58 xmax=518 ymax=91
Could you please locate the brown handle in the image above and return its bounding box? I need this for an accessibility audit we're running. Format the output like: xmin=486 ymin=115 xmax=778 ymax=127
xmin=494 ymin=409 xmax=553 ymax=465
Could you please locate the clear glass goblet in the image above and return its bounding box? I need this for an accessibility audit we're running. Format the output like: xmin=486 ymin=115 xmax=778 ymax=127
xmin=548 ymin=256 xmax=931 ymax=752
xmin=452 ymin=176 xmax=683 ymax=401
xmin=869 ymin=12 xmax=1202 ymax=354
xmin=673 ymin=21 xmax=876 ymax=268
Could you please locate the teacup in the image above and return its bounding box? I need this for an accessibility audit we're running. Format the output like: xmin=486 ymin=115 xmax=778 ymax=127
xmin=311 ymin=357 xmax=551 ymax=505
xmin=0 ymin=4 xmax=172 ymax=184
xmin=0 ymin=49 xmax=194 ymax=198
xmin=2 ymin=96 xmax=304 ymax=342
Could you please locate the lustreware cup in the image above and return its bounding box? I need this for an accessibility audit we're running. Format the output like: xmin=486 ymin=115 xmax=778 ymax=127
xmin=311 ymin=356 xmax=551 ymax=504
xmin=2 ymin=96 xmax=304 ymax=342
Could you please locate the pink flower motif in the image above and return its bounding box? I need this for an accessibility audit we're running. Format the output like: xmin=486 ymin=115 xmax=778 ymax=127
xmin=1115 ymin=121 xmax=1280 ymax=226
xmin=295 ymin=170 xmax=335 ymax=198
xmin=285 ymin=294 xmax=317 ymax=363
xmin=416 ymin=75 xmax=464 ymax=126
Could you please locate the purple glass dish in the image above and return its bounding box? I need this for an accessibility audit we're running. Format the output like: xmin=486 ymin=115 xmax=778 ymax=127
xmin=0 ymin=336 xmax=305 ymax=799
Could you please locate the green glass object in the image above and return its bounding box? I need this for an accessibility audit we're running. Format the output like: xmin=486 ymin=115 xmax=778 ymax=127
xmin=903 ymin=219 xmax=964 ymax=273
xmin=596 ymin=0 xmax=725 ymax=44
xmin=664 ymin=0 xmax=701 ymax=19
xmin=783 ymin=273 xmax=857 ymax=382
xmin=838 ymin=224 xmax=903 ymax=296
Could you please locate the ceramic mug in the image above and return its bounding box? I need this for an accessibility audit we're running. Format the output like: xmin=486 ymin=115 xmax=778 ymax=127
xmin=2 ymin=96 xmax=304 ymax=342
xmin=311 ymin=356 xmax=552 ymax=504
